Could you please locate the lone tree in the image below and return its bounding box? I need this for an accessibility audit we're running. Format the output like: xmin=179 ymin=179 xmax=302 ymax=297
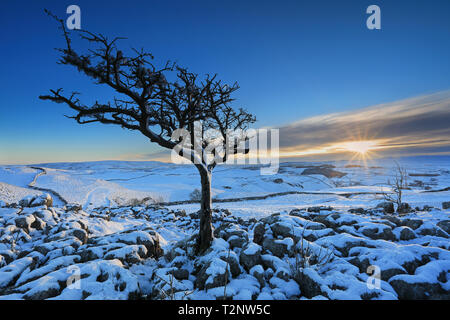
xmin=382 ymin=161 xmax=409 ymax=213
xmin=40 ymin=12 xmax=256 ymax=252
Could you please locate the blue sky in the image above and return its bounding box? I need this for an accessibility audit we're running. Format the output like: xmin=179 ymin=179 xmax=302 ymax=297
xmin=0 ymin=0 xmax=449 ymax=164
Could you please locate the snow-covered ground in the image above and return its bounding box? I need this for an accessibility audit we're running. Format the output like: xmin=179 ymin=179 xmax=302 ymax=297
xmin=0 ymin=156 xmax=449 ymax=300
xmin=1 ymin=156 xmax=449 ymax=210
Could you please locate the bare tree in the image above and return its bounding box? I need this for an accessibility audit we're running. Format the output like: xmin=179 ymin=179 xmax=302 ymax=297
xmin=382 ymin=161 xmax=408 ymax=213
xmin=39 ymin=12 xmax=256 ymax=252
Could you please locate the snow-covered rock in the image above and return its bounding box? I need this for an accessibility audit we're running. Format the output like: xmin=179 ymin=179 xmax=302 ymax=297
xmin=399 ymin=226 xmax=417 ymax=241
xmin=389 ymin=260 xmax=450 ymax=299
xmin=18 ymin=194 xmax=53 ymax=208
xmin=240 ymin=243 xmax=262 ymax=271
xmin=376 ymin=201 xmax=395 ymax=214
xmin=0 ymin=167 xmax=449 ymax=300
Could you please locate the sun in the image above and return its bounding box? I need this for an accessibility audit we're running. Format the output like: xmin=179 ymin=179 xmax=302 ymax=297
xmin=336 ymin=140 xmax=383 ymax=167
xmin=342 ymin=141 xmax=377 ymax=155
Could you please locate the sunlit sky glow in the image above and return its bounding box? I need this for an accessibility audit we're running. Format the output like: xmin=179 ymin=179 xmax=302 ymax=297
xmin=0 ymin=0 xmax=449 ymax=165
xmin=275 ymin=91 xmax=450 ymax=161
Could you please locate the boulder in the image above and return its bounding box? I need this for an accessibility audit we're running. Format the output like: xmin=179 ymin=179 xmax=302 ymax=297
xmin=214 ymin=223 xmax=248 ymax=243
xmin=436 ymin=220 xmax=450 ymax=234
xmin=389 ymin=278 xmax=443 ymax=300
xmin=384 ymin=215 xmax=401 ymax=227
xmin=253 ymin=223 xmax=265 ymax=245
xmin=376 ymin=202 xmax=395 ymax=214
xmin=66 ymin=204 xmax=83 ymax=212
xmin=0 ymin=251 xmax=16 ymax=265
xmin=0 ymin=257 xmax=34 ymax=289
xmin=15 ymin=215 xmax=36 ymax=231
xmin=399 ymin=227 xmax=416 ymax=241
xmin=295 ymin=268 xmax=325 ymax=299
xmin=165 ymin=246 xmax=187 ymax=263
xmin=30 ymin=217 xmax=46 ymax=231
xmin=262 ymin=237 xmax=293 ymax=258
xmin=398 ymin=203 xmax=412 ymax=214
xmin=259 ymin=215 xmax=279 ymax=227
xmin=170 ymin=268 xmax=190 ymax=280
xmin=34 ymin=209 xmax=57 ymax=225
xmin=79 ymin=248 xmax=103 ymax=262
xmin=18 ymin=194 xmax=53 ymax=208
xmin=32 ymin=194 xmax=53 ymax=208
xmin=221 ymin=251 xmax=241 ymax=278
xmin=249 ymin=265 xmax=265 ymax=287
xmin=401 ymin=219 xmax=423 ymax=230
xmin=239 ymin=243 xmax=262 ymax=271
xmin=104 ymin=245 xmax=148 ymax=265
xmin=71 ymin=229 xmax=88 ymax=244
xmin=275 ymin=268 xmax=290 ymax=281
xmin=418 ymin=226 xmax=448 ymax=238
xmin=88 ymin=230 xmax=164 ymax=259
xmin=23 ymin=286 xmax=61 ymax=300
xmin=381 ymin=268 xmax=407 ymax=282
xmin=136 ymin=230 xmax=164 ymax=258
xmin=361 ymin=226 xmax=395 ymax=241
xmin=18 ymin=195 xmax=35 ymax=208
xmin=70 ymin=260 xmax=141 ymax=300
xmin=270 ymin=222 xmax=293 ymax=239
xmin=194 ymin=257 xmax=230 ymax=290
xmin=227 ymin=235 xmax=247 ymax=249
xmin=261 ymin=254 xmax=289 ymax=271
xmin=307 ymin=206 xmax=333 ymax=213
xmin=442 ymin=202 xmax=450 ymax=210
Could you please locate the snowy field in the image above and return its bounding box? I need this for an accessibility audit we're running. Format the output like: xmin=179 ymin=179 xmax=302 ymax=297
xmin=1 ymin=156 xmax=449 ymax=211
xmin=0 ymin=156 xmax=449 ymax=300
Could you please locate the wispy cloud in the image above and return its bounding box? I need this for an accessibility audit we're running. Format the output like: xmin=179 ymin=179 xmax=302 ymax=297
xmin=117 ymin=150 xmax=172 ymax=162
xmin=118 ymin=91 xmax=450 ymax=163
xmin=278 ymin=91 xmax=450 ymax=159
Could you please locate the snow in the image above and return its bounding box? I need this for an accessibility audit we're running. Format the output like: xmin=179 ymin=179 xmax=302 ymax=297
xmin=244 ymin=243 xmax=261 ymax=255
xmin=390 ymin=260 xmax=450 ymax=286
xmin=15 ymin=255 xmax=80 ymax=286
xmin=0 ymin=156 xmax=449 ymax=212
xmin=0 ymin=257 xmax=34 ymax=288
xmin=0 ymin=156 xmax=449 ymax=300
xmin=269 ymin=277 xmax=301 ymax=297
xmin=0 ymin=182 xmax=41 ymax=204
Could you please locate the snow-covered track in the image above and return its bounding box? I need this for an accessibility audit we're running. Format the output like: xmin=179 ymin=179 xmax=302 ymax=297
xmin=28 ymin=167 xmax=68 ymax=206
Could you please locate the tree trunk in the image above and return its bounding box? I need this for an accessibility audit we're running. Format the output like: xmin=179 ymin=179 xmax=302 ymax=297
xmin=197 ymin=165 xmax=213 ymax=253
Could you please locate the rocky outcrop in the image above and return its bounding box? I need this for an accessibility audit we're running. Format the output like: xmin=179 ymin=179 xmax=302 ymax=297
xmin=18 ymin=194 xmax=53 ymax=208
xmin=1 ymin=195 xmax=449 ymax=301
xmin=301 ymin=167 xmax=346 ymax=178
xmin=376 ymin=201 xmax=395 ymax=214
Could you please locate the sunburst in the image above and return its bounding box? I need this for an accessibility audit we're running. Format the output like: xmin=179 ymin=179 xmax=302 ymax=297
xmin=341 ymin=141 xmax=377 ymax=155
xmin=338 ymin=140 xmax=381 ymax=167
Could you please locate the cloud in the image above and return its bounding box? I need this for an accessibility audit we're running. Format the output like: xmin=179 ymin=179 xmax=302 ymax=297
xmin=278 ymin=90 xmax=450 ymax=158
xmin=119 ymin=91 xmax=450 ymax=163
xmin=117 ymin=150 xmax=172 ymax=162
